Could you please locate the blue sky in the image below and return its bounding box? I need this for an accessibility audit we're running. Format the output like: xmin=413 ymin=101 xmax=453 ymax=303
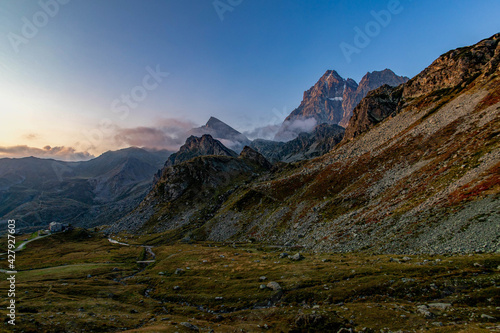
xmin=0 ymin=0 xmax=499 ymax=159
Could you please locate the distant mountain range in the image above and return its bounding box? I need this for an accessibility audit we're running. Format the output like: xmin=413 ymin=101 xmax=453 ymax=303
xmin=274 ymin=69 xmax=408 ymax=141
xmin=0 ymin=147 xmax=170 ymax=232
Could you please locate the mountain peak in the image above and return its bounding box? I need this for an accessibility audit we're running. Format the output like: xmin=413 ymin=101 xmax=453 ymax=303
xmin=189 ymin=117 xmax=250 ymax=153
xmin=274 ymin=68 xmax=408 ymax=140
xmin=206 ymin=116 xmax=225 ymax=127
xmin=165 ymin=134 xmax=237 ymax=167
xmin=322 ymin=69 xmax=343 ymax=80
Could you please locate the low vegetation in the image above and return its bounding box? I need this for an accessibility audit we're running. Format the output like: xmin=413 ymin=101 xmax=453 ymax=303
xmin=1 ymin=229 xmax=499 ymax=332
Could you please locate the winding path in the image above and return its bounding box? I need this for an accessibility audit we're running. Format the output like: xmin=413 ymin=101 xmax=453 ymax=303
xmin=0 ymin=233 xmax=50 ymax=257
xmin=107 ymin=237 xmax=156 ymax=263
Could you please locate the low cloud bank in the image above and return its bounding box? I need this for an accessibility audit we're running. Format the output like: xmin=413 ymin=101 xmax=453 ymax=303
xmin=114 ymin=118 xmax=196 ymax=151
xmin=0 ymin=145 xmax=94 ymax=161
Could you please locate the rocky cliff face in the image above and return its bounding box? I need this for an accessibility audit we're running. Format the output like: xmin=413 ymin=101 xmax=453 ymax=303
xmin=165 ymin=134 xmax=237 ymax=167
xmin=339 ymin=69 xmax=409 ymax=127
xmin=345 ymin=33 xmax=500 ymax=141
xmin=274 ymin=69 xmax=407 ymax=141
xmin=239 ymin=146 xmax=273 ymax=170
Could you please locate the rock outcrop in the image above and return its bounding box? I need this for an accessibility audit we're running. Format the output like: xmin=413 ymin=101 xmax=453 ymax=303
xmin=275 ymin=69 xmax=408 ymax=141
xmin=238 ymin=146 xmax=273 ymax=170
xmin=108 ymin=152 xmax=271 ymax=234
xmin=339 ymin=69 xmax=409 ymax=127
xmin=345 ymin=33 xmax=500 ymax=141
xmin=165 ymin=134 xmax=237 ymax=167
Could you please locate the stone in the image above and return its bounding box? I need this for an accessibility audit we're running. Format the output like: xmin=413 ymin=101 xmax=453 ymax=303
xmin=289 ymin=253 xmax=305 ymax=261
xmin=428 ymin=303 xmax=451 ymax=311
xmin=266 ymin=281 xmax=282 ymax=291
xmin=416 ymin=305 xmax=433 ymax=319
xmin=259 ymin=276 xmax=267 ymax=281
xmin=279 ymin=252 xmax=289 ymax=259
xmin=180 ymin=322 xmax=200 ymax=331
xmin=481 ymin=313 xmax=496 ymax=320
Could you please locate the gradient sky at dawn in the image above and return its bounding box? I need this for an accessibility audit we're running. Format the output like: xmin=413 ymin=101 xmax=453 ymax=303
xmin=0 ymin=0 xmax=499 ymax=160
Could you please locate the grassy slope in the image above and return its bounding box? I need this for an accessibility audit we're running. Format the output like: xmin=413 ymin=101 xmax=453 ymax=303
xmin=0 ymin=231 xmax=498 ymax=332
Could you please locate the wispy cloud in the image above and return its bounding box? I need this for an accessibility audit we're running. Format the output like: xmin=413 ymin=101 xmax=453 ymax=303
xmin=243 ymin=124 xmax=281 ymax=141
xmin=0 ymin=145 xmax=94 ymax=161
xmin=22 ymin=132 xmax=39 ymax=140
xmin=113 ymin=118 xmax=197 ymax=151
xmin=273 ymin=118 xmax=317 ymax=142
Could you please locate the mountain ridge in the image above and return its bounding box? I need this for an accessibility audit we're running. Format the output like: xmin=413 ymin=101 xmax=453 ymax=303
xmin=274 ymin=68 xmax=408 ymax=141
xmin=110 ymin=33 xmax=500 ymax=255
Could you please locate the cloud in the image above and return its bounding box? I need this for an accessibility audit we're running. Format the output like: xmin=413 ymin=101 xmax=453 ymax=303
xmin=23 ymin=133 xmax=38 ymax=140
xmin=114 ymin=118 xmax=196 ymax=151
xmin=243 ymin=124 xmax=282 ymax=140
xmin=0 ymin=145 xmax=94 ymax=161
xmin=273 ymin=118 xmax=317 ymax=142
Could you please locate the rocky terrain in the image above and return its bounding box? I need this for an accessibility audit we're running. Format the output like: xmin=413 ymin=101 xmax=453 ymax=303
xmin=164 ymin=134 xmax=237 ymax=167
xmin=0 ymin=147 xmax=170 ymax=232
xmin=108 ymin=145 xmax=272 ymax=235
xmin=274 ymin=69 xmax=408 ymax=141
xmin=111 ymin=34 xmax=500 ymax=255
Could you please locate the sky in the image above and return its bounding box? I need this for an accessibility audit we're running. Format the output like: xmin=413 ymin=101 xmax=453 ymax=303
xmin=0 ymin=0 xmax=499 ymax=160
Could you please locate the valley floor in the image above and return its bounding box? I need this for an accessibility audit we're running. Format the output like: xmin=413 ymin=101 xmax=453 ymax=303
xmin=0 ymin=229 xmax=499 ymax=332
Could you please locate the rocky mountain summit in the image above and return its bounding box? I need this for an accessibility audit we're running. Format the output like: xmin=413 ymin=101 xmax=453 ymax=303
xmin=111 ymin=34 xmax=500 ymax=255
xmin=165 ymin=134 xmax=237 ymax=167
xmin=274 ymin=69 xmax=408 ymax=141
xmin=188 ymin=117 xmax=250 ymax=153
xmin=339 ymin=69 xmax=409 ymax=127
